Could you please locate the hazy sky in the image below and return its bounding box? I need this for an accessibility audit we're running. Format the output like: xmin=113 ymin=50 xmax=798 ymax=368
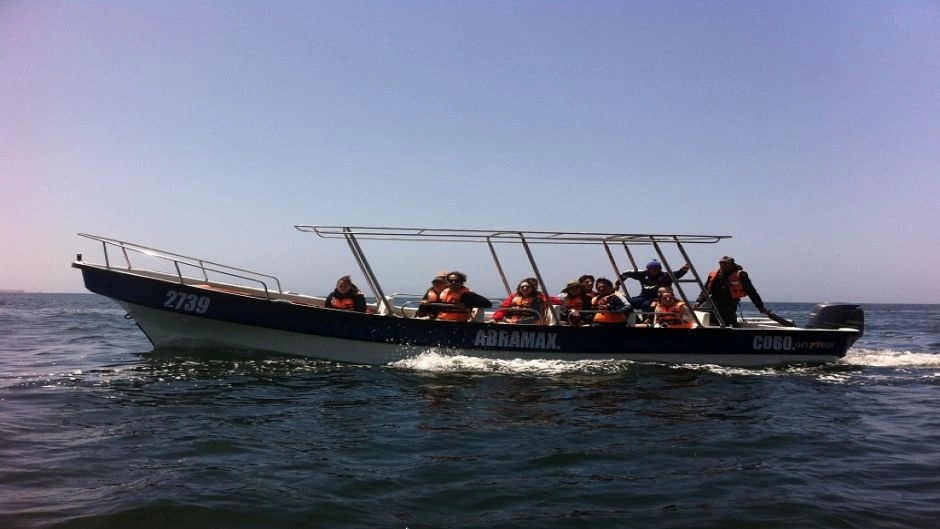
xmin=2 ymin=1 xmax=938 ymax=304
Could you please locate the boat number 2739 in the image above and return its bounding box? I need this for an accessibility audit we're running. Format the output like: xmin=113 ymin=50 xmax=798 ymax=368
xmin=163 ymin=290 xmax=210 ymax=314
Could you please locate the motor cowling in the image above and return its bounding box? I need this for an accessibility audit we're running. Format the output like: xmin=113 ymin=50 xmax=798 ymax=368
xmin=806 ymin=303 xmax=864 ymax=334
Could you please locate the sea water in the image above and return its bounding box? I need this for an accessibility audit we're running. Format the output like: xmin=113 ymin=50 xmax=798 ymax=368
xmin=1 ymin=294 xmax=938 ymax=528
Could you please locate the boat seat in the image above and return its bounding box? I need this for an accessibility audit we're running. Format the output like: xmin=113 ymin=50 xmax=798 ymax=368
xmin=693 ymin=310 xmax=711 ymax=327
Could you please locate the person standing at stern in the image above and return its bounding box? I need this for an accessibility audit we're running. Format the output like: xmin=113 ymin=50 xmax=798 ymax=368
xmin=695 ymin=256 xmax=767 ymax=327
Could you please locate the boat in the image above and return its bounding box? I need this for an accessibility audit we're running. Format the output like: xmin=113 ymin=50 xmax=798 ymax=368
xmin=72 ymin=226 xmax=864 ymax=367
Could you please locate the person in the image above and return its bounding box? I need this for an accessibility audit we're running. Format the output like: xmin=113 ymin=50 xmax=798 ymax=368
xmin=620 ymin=259 xmax=690 ymax=313
xmin=436 ymin=271 xmax=493 ymax=322
xmin=590 ymin=277 xmax=632 ymax=325
xmin=324 ymin=275 xmax=367 ymax=312
xmin=415 ymin=274 xmax=448 ymax=319
xmin=557 ymin=279 xmax=593 ymax=326
xmin=645 ymin=288 xmax=694 ymax=328
xmin=578 ymin=274 xmax=597 ymax=298
xmin=491 ymin=279 xmax=545 ymax=324
xmin=521 ymin=276 xmax=554 ymax=307
xmin=694 ymin=256 xmax=767 ymax=327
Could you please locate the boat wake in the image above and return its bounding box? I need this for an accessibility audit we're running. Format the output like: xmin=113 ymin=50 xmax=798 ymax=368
xmin=842 ymin=348 xmax=940 ymax=367
xmin=389 ymin=348 xmax=940 ymax=378
xmin=389 ymin=350 xmax=636 ymax=376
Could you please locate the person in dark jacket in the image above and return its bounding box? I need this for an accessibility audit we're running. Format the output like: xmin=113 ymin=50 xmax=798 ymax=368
xmin=694 ymin=256 xmax=766 ymax=327
xmin=620 ymin=259 xmax=690 ymax=312
xmin=324 ymin=275 xmax=367 ymax=313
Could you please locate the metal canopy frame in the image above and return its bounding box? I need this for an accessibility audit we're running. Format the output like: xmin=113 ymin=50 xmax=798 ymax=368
xmin=296 ymin=225 xmax=733 ymax=327
xmin=296 ymin=225 xmax=729 ymax=246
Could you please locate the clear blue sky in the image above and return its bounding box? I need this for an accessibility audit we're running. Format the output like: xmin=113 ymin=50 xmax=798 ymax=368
xmin=2 ymin=1 xmax=938 ymax=303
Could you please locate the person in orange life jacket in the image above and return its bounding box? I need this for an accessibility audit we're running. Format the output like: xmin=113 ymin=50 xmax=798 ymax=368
xmin=324 ymin=275 xmax=367 ymax=312
xmin=639 ymin=288 xmax=693 ymax=328
xmin=520 ymin=276 xmax=558 ymax=307
xmin=694 ymin=256 xmax=767 ymax=327
xmin=492 ymin=280 xmax=545 ymax=324
xmin=590 ymin=277 xmax=632 ymax=325
xmin=558 ymin=279 xmax=593 ymax=326
xmin=415 ymin=274 xmax=448 ymax=319
xmin=436 ymin=271 xmax=493 ymax=322
xmin=619 ymin=260 xmax=690 ymax=312
xmin=578 ymin=274 xmax=597 ymax=298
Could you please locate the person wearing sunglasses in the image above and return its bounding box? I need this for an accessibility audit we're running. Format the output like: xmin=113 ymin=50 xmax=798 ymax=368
xmin=491 ymin=280 xmax=545 ymax=324
xmin=436 ymin=271 xmax=493 ymax=322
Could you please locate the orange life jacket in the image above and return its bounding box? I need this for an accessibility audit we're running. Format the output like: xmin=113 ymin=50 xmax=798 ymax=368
xmin=706 ymin=269 xmax=747 ymax=299
xmin=329 ymin=296 xmax=356 ymax=311
xmin=592 ymin=294 xmax=627 ymax=324
xmin=437 ymin=286 xmax=471 ymax=321
xmin=506 ymin=295 xmax=542 ymax=324
xmin=654 ymin=301 xmax=693 ymax=328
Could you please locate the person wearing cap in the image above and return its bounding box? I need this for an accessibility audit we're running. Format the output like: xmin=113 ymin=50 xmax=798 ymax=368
xmin=619 ymin=259 xmax=690 ymax=314
xmin=558 ymin=279 xmax=593 ymax=326
xmin=415 ymin=273 xmax=448 ymax=319
xmin=694 ymin=256 xmax=767 ymax=327
xmin=491 ymin=279 xmax=545 ymax=324
xmin=324 ymin=275 xmax=367 ymax=312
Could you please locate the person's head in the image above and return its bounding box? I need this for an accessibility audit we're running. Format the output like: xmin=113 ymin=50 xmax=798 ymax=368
xmin=658 ymin=288 xmax=676 ymax=305
xmin=595 ymin=278 xmax=614 ymax=294
xmin=646 ymin=260 xmax=663 ymax=275
xmin=446 ymin=271 xmax=467 ymax=287
xmin=562 ymin=279 xmax=583 ymax=295
xmin=336 ymin=275 xmax=353 ymax=293
xmin=517 ymin=280 xmax=535 ymax=296
xmin=718 ymin=256 xmax=736 ymax=272
xmin=578 ymin=274 xmax=595 ymax=290
xmin=431 ymin=275 xmax=447 ymax=291
xmin=523 ymin=277 xmax=540 ymax=290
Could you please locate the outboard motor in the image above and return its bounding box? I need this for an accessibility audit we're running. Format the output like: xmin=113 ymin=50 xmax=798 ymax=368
xmin=806 ymin=303 xmax=864 ymax=335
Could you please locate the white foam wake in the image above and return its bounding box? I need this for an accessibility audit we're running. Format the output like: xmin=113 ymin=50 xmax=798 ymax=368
xmin=389 ymin=350 xmax=633 ymax=375
xmin=842 ymin=348 xmax=940 ymax=367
